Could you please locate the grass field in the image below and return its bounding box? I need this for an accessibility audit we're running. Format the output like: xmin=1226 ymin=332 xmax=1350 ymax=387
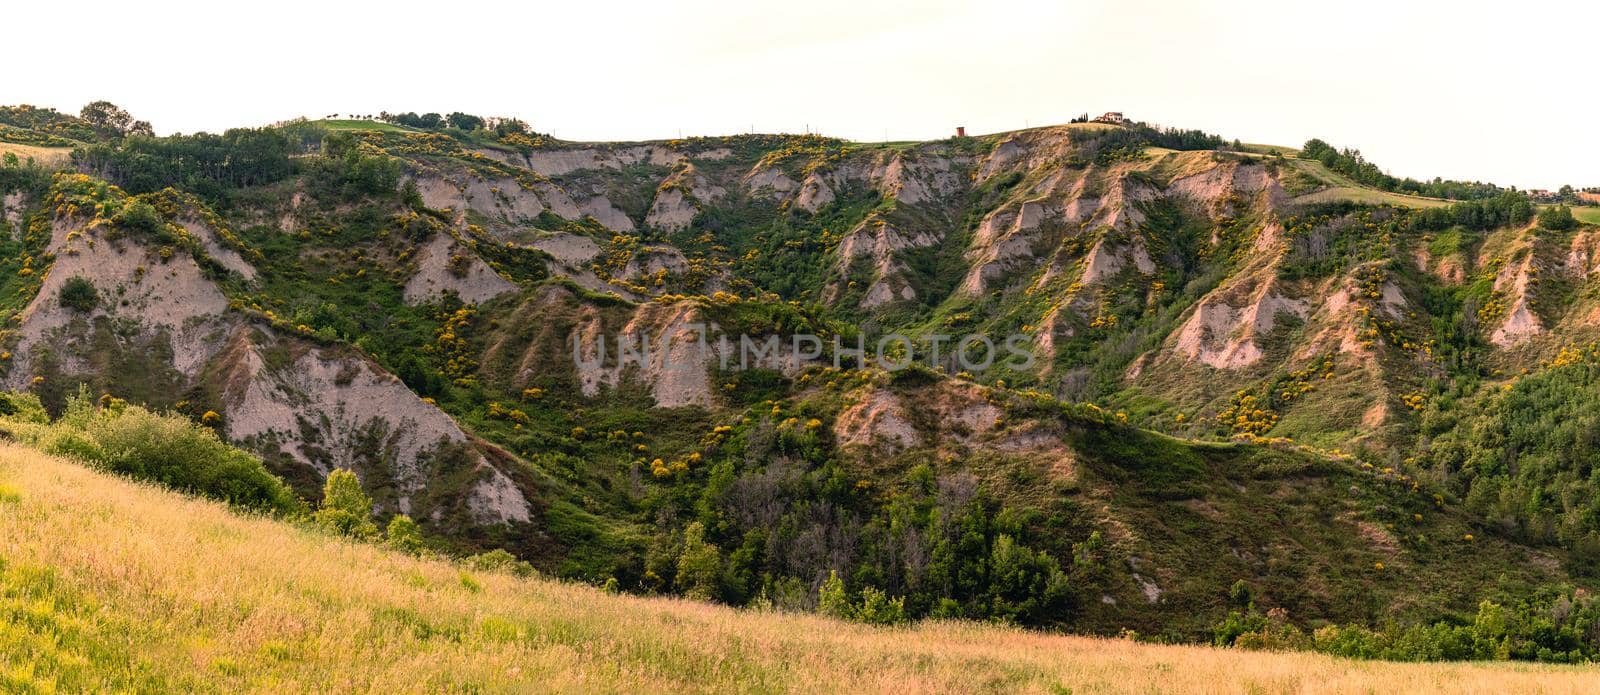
xmin=2 ymin=447 xmax=1598 ymax=693
xmin=0 ymin=142 xmax=73 ymax=167
xmin=1285 ymin=158 xmax=1454 ymax=209
xmin=309 ymin=119 xmax=418 ymax=133
xmin=1568 ymin=206 xmax=1600 ymax=225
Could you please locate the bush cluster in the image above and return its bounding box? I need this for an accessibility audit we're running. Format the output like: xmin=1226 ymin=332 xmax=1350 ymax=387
xmin=2 ymin=390 xmax=302 ymax=514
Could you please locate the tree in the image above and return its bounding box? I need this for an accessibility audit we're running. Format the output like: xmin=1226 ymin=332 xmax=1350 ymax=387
xmin=315 ymin=468 xmax=378 ymax=538
xmin=818 ymin=569 xmax=851 ymax=619
xmin=676 ymin=521 xmax=722 ymax=600
xmin=494 ymin=117 xmax=530 ymax=137
xmin=464 ymin=548 xmax=537 ymax=577
xmin=59 ymin=277 xmax=98 ymax=312
xmin=79 ymin=100 xmax=151 ymax=139
xmin=855 ymin=586 xmax=906 ymax=625
xmin=385 ymin=514 xmax=424 ymax=554
xmin=1538 ymin=205 xmax=1577 ymax=231
xmin=984 ymin=533 xmax=1071 ymax=623
xmin=446 ymin=112 xmax=485 ymax=131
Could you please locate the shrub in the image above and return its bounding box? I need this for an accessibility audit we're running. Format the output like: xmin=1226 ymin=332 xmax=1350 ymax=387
xmin=385 ymin=514 xmax=425 ymax=554
xmin=58 ymin=277 xmax=98 ymax=312
xmin=12 ymin=390 xmax=301 ymax=514
xmin=315 ymin=469 xmax=378 ymax=539
xmin=463 ymin=548 xmax=537 ymax=578
xmin=818 ymin=570 xmax=851 ymax=619
xmin=855 ymin=587 xmax=907 ymax=625
xmin=0 ymin=392 xmax=49 ymax=424
xmin=1538 ymin=205 xmax=1578 ymax=231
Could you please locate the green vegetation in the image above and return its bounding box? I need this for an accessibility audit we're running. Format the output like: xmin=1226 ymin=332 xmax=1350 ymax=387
xmin=1300 ymin=138 xmax=1509 ymax=200
xmin=315 ymin=469 xmax=379 ymax=538
xmin=57 ymin=276 xmax=97 ymax=312
xmin=6 ymin=447 xmax=1595 ymax=692
xmin=8 ymin=98 xmax=1600 ymax=674
xmin=0 ymin=390 xmax=302 ymax=514
xmin=1219 ymin=587 xmax=1600 ymax=663
xmin=1537 ymin=204 xmax=1578 ymax=231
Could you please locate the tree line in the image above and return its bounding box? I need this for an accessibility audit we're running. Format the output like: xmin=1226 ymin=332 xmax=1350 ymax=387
xmin=1300 ymin=139 xmax=1510 ymax=201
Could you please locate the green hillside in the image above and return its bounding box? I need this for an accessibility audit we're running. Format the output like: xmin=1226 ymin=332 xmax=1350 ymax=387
xmin=5 ymin=444 xmax=1599 ymax=693
xmin=4 ymin=102 xmax=1600 ymax=667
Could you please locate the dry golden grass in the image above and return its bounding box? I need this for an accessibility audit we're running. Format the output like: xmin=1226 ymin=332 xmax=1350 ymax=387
xmin=2 ymin=445 xmax=1598 ymax=693
xmin=0 ymin=142 xmax=72 ymax=167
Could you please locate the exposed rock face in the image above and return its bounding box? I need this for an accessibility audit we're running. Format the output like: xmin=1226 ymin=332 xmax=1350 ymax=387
xmin=8 ymin=216 xmax=234 ymax=384
xmin=412 ymin=174 xmax=545 ymax=226
xmin=1174 ymin=284 xmax=1309 ymax=369
xmin=571 ymin=301 xmax=716 ymax=407
xmin=3 ymin=192 xmax=26 ymax=227
xmin=621 ymin=245 xmax=690 ymax=281
xmin=831 ymin=217 xmax=937 ymax=307
xmin=834 ymin=389 xmax=920 ymax=450
xmin=403 ymin=232 xmax=517 ymax=304
xmin=794 ymin=172 xmax=836 ymax=213
xmin=579 ymin=195 xmax=635 ymax=231
xmin=521 ymin=145 xmax=685 ymax=177
xmin=742 ymin=163 xmax=798 ymax=201
xmin=8 ymin=212 xmax=533 ymax=528
xmin=645 ymin=165 xmax=725 ymax=232
xmin=212 ymin=328 xmax=530 ymax=524
xmin=179 ymin=219 xmax=257 ymax=281
xmin=1490 ymin=252 xmax=1544 ymax=347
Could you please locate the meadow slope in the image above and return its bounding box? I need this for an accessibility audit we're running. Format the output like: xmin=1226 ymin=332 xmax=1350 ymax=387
xmin=1 ymin=446 xmax=1597 ymax=694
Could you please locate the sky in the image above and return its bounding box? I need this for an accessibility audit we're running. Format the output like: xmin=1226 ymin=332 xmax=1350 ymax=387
xmin=4 ymin=0 xmax=1594 ymax=189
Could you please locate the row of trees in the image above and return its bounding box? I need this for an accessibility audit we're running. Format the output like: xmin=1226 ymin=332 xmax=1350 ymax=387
xmin=1218 ymin=588 xmax=1600 ymax=663
xmin=1070 ymin=124 xmax=1236 ymax=165
xmin=69 ymin=124 xmax=400 ymax=205
xmin=1409 ymin=192 xmax=1535 ymax=231
xmin=1300 ymin=139 xmax=1509 ymax=200
xmin=73 ymin=127 xmax=297 ymax=199
xmin=0 ymin=101 xmax=150 ymax=142
xmin=377 ymin=111 xmax=533 ymax=138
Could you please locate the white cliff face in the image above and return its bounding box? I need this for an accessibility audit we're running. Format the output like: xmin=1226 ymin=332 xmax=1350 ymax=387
xmin=8 ymin=209 xmax=533 ymax=527
xmin=215 ymin=328 xmax=530 ymax=524
xmin=8 ymin=215 xmax=234 ymax=385
xmin=403 ymin=232 xmax=517 ymax=305
xmin=646 ymin=165 xmax=725 ymax=232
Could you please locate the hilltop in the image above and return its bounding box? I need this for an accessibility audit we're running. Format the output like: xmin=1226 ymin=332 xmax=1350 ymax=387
xmin=2 ymin=446 xmax=1596 ymax=693
xmin=5 ymin=102 xmax=1600 ymax=654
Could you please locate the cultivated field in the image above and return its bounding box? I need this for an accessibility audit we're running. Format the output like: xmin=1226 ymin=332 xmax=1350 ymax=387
xmin=2 ymin=446 xmax=1597 ymax=693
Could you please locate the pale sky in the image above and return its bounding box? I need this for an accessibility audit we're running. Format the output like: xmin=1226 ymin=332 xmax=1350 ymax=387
xmin=5 ymin=0 xmax=1594 ymax=189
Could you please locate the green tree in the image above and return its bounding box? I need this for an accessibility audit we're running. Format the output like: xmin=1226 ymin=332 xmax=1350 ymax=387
xmin=385 ymin=514 xmax=424 ymax=554
xmin=675 ymin=521 xmax=722 ymax=601
xmin=464 ymin=548 xmax=537 ymax=577
xmin=446 ymin=112 xmax=485 ymax=131
xmin=855 ymin=586 xmax=906 ymax=625
xmin=494 ymin=118 xmax=530 ymax=138
xmin=79 ymin=100 xmax=151 ymax=139
xmin=315 ymin=469 xmax=378 ymax=539
xmin=1538 ymin=205 xmax=1577 ymax=231
xmin=818 ymin=570 xmax=851 ymax=619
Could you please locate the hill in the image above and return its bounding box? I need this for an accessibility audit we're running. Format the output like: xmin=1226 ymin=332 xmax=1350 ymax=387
xmin=1 ymin=445 xmax=1595 ymax=694
xmin=5 ymin=104 xmax=1600 ymax=653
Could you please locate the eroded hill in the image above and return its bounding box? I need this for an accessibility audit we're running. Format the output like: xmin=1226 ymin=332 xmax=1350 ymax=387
xmin=2 ymin=106 xmax=1598 ymax=640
